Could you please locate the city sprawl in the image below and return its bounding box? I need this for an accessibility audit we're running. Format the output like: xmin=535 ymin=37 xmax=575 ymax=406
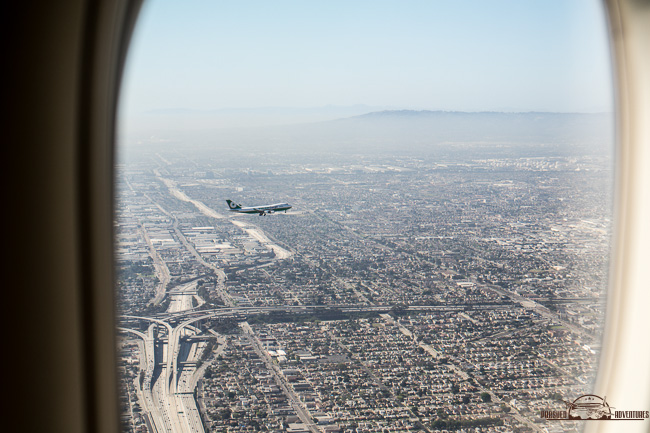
xmin=116 ymin=120 xmax=611 ymax=433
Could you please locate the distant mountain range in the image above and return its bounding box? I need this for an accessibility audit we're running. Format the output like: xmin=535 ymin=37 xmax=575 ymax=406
xmin=307 ymin=110 xmax=614 ymax=156
xmin=125 ymin=109 xmax=614 ymax=158
xmin=350 ymin=109 xmax=610 ymax=118
xmin=342 ymin=109 xmax=612 ymax=127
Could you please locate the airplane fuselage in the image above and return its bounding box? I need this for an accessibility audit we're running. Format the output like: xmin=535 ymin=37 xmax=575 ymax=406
xmin=227 ymin=200 xmax=291 ymax=216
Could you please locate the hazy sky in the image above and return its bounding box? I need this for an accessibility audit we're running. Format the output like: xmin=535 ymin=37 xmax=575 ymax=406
xmin=120 ymin=0 xmax=613 ymax=121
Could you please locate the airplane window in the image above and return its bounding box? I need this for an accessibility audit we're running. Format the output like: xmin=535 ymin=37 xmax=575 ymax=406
xmin=115 ymin=1 xmax=616 ymax=432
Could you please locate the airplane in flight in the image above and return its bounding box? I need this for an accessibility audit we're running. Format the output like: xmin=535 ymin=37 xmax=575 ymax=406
xmin=226 ymin=199 xmax=292 ymax=216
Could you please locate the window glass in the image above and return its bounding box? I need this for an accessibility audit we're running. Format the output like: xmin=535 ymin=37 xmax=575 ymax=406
xmin=116 ymin=1 xmax=613 ymax=432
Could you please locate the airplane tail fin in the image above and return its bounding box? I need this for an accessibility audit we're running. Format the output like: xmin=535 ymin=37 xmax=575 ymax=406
xmin=226 ymin=199 xmax=241 ymax=210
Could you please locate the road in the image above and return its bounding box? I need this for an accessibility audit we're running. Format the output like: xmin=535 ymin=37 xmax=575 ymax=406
xmin=240 ymin=322 xmax=320 ymax=433
xmin=148 ymin=177 xmax=295 ymax=309
xmin=143 ymin=190 xmax=234 ymax=308
xmin=478 ymin=280 xmax=596 ymax=339
xmin=140 ymin=224 xmax=171 ymax=306
xmin=327 ymin=325 xmax=432 ymax=433
xmin=167 ymin=280 xmax=201 ymax=313
xmin=119 ymin=306 xmax=225 ymax=432
xmin=156 ymin=171 xmax=292 ymax=262
xmin=379 ymin=315 xmax=544 ymax=432
xmin=172 ymin=221 xmax=233 ymax=307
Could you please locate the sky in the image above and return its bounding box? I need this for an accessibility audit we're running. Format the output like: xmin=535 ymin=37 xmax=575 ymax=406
xmin=119 ymin=0 xmax=614 ymax=128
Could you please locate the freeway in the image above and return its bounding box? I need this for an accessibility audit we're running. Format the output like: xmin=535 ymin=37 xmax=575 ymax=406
xmin=476 ymin=280 xmax=597 ymax=339
xmin=155 ymin=172 xmax=292 ymax=293
xmin=155 ymin=171 xmax=291 ymax=261
xmin=149 ymin=301 xmax=516 ymax=322
xmin=167 ymin=280 xmax=202 ymax=313
xmin=143 ymin=184 xmax=234 ymax=308
xmin=119 ymin=310 xmax=226 ymax=432
xmin=142 ymin=189 xmax=234 ymax=309
xmin=118 ymin=324 xmax=168 ymax=432
xmin=140 ymin=223 xmax=171 ymax=306
xmin=171 ymin=218 xmax=234 ymax=308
